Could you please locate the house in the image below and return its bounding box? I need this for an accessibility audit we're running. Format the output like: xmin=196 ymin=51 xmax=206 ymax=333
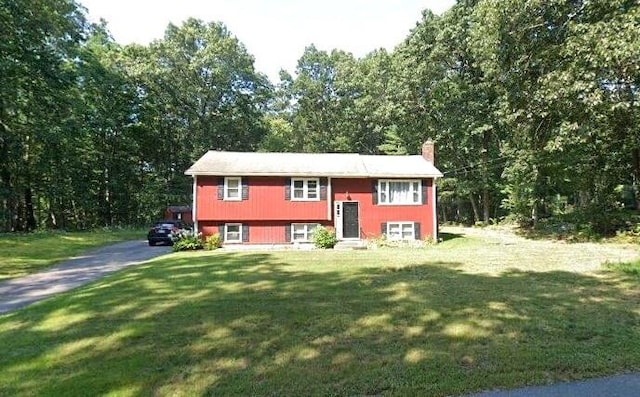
xmin=185 ymin=142 xmax=443 ymax=244
xmin=164 ymin=205 xmax=193 ymax=223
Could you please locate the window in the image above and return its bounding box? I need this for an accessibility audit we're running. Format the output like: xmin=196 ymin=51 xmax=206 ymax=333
xmin=224 ymin=177 xmax=241 ymax=200
xmin=291 ymin=223 xmax=318 ymax=242
xmin=378 ymin=180 xmax=421 ymax=205
xmin=291 ymin=178 xmax=319 ymax=201
xmin=224 ymin=223 xmax=242 ymax=243
xmin=386 ymin=222 xmax=415 ymax=240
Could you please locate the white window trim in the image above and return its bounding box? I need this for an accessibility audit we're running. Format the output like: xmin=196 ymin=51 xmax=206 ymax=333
xmin=291 ymin=178 xmax=320 ymax=201
xmin=224 ymin=177 xmax=242 ymax=201
xmin=378 ymin=179 xmax=422 ymax=205
xmin=386 ymin=222 xmax=415 ymax=241
xmin=224 ymin=223 xmax=242 ymax=243
xmin=291 ymin=223 xmax=318 ymax=242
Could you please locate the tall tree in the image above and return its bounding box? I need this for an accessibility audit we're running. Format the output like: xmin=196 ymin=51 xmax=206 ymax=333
xmin=0 ymin=0 xmax=87 ymax=230
xmin=468 ymin=0 xmax=639 ymax=227
xmin=124 ymin=18 xmax=271 ymax=212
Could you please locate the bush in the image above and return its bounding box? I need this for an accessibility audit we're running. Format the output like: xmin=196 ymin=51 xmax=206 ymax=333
xmin=172 ymin=231 xmax=203 ymax=252
xmin=204 ymin=233 xmax=222 ymax=250
xmin=312 ymin=226 xmax=337 ymax=249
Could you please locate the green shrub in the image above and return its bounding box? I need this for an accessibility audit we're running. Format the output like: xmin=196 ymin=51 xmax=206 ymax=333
xmin=204 ymin=233 xmax=222 ymax=250
xmin=172 ymin=231 xmax=204 ymax=252
xmin=312 ymin=226 xmax=337 ymax=249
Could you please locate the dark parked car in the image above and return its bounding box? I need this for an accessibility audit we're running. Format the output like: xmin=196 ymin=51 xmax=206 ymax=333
xmin=147 ymin=220 xmax=189 ymax=246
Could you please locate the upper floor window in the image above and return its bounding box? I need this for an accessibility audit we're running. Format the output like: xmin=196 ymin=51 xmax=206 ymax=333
xmin=378 ymin=180 xmax=421 ymax=205
xmin=292 ymin=178 xmax=319 ymax=201
xmin=224 ymin=177 xmax=241 ymax=201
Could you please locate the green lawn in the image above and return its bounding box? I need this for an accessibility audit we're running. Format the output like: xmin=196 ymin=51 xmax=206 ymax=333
xmin=0 ymin=227 xmax=639 ymax=396
xmin=0 ymin=228 xmax=145 ymax=280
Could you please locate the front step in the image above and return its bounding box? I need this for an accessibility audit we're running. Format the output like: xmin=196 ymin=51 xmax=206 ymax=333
xmin=334 ymin=240 xmax=367 ymax=250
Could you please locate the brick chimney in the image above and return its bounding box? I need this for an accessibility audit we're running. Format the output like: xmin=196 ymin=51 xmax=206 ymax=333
xmin=422 ymin=140 xmax=435 ymax=164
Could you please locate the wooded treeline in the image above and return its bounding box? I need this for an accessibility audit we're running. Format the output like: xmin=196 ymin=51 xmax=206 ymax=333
xmin=1 ymin=0 xmax=638 ymax=233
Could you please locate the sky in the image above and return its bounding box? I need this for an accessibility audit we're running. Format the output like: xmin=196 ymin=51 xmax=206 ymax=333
xmin=78 ymin=0 xmax=456 ymax=83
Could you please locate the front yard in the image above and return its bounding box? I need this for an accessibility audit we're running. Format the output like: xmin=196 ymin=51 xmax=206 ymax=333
xmin=0 ymin=227 xmax=639 ymax=396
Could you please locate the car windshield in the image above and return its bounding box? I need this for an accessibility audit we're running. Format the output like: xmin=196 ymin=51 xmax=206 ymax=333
xmin=156 ymin=223 xmax=177 ymax=229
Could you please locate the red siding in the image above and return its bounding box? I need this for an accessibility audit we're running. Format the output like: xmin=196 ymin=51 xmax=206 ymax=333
xmin=196 ymin=176 xmax=328 ymax=221
xmin=195 ymin=176 xmax=436 ymax=241
xmin=199 ymin=220 xmax=331 ymax=244
xmin=332 ymin=178 xmax=435 ymax=240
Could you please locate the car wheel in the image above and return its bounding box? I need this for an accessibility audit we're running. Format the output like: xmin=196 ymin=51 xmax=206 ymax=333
xmin=148 ymin=241 xmax=155 ymax=246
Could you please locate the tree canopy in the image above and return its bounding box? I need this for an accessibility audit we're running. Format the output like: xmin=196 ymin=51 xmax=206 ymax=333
xmin=1 ymin=0 xmax=638 ymax=233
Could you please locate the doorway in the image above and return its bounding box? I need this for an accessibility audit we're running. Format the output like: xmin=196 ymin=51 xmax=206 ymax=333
xmin=341 ymin=202 xmax=360 ymax=239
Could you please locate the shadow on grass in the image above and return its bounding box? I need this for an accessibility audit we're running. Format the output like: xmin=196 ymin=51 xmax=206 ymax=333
xmin=0 ymin=251 xmax=639 ymax=396
xmin=438 ymin=231 xmax=464 ymax=242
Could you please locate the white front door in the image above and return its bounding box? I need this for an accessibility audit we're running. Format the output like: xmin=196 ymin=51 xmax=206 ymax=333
xmin=334 ymin=201 xmax=343 ymax=239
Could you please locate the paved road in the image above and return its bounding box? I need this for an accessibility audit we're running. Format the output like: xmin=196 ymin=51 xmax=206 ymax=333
xmin=466 ymin=372 xmax=640 ymax=397
xmin=0 ymin=240 xmax=171 ymax=313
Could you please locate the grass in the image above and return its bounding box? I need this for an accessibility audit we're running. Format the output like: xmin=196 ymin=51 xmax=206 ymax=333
xmin=0 ymin=228 xmax=145 ymax=280
xmin=608 ymin=259 xmax=640 ymax=277
xmin=0 ymin=227 xmax=639 ymax=396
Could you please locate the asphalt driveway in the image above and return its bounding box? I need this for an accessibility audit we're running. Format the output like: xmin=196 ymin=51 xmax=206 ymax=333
xmin=466 ymin=372 xmax=640 ymax=397
xmin=0 ymin=240 xmax=171 ymax=313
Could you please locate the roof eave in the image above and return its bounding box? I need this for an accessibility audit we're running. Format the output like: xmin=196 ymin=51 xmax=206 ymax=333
xmin=185 ymin=171 xmax=443 ymax=178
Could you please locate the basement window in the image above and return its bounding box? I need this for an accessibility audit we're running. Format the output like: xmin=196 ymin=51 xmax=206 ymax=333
xmin=224 ymin=223 xmax=242 ymax=243
xmin=386 ymin=222 xmax=415 ymax=240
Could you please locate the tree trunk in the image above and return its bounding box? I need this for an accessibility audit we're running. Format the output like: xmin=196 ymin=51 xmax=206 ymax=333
xmin=0 ymin=167 xmax=12 ymax=232
xmin=481 ymin=129 xmax=490 ymax=224
xmin=24 ymin=187 xmax=37 ymax=231
xmin=469 ymin=193 xmax=480 ymax=224
xmin=441 ymin=201 xmax=448 ymax=224
xmin=632 ymin=147 xmax=640 ymax=210
xmin=482 ymin=188 xmax=490 ymax=224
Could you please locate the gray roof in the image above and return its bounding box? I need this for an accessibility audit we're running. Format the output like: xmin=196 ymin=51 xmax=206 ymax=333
xmin=185 ymin=151 xmax=443 ymax=178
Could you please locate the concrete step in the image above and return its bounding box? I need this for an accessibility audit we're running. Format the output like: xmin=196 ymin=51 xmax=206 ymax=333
xmin=334 ymin=240 xmax=367 ymax=250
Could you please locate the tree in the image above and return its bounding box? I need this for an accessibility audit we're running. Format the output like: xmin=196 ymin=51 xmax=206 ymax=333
xmin=468 ymin=0 xmax=639 ymax=228
xmin=0 ymin=0 xmax=87 ymax=230
xmin=123 ymin=18 xmax=272 ymax=215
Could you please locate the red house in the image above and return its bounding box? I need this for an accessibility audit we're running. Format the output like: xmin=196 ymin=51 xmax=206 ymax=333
xmin=185 ymin=142 xmax=443 ymax=244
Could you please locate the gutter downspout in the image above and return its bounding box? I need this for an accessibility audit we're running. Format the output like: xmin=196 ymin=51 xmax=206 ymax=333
xmin=327 ymin=177 xmax=332 ymax=221
xmin=192 ymin=175 xmax=198 ymax=234
xmin=432 ymin=178 xmax=438 ymax=243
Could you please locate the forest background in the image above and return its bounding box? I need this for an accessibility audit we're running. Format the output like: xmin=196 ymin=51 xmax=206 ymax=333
xmin=1 ymin=0 xmax=638 ymax=235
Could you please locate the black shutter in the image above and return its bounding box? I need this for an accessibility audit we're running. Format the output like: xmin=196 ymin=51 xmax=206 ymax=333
xmin=422 ymin=180 xmax=428 ymax=204
xmin=319 ymin=178 xmax=327 ymax=200
xmin=372 ymin=180 xmax=378 ymax=204
xmin=218 ymin=224 xmax=224 ymax=237
xmin=217 ymin=178 xmax=224 ymax=200
xmin=285 ymin=178 xmax=291 ymax=200
xmin=242 ymin=224 xmax=249 ymax=242
xmin=414 ymin=222 xmax=421 ymax=240
xmin=381 ymin=222 xmax=387 ymax=236
xmin=242 ymin=179 xmax=249 ymax=200
xmin=285 ymin=224 xmax=291 ymax=242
